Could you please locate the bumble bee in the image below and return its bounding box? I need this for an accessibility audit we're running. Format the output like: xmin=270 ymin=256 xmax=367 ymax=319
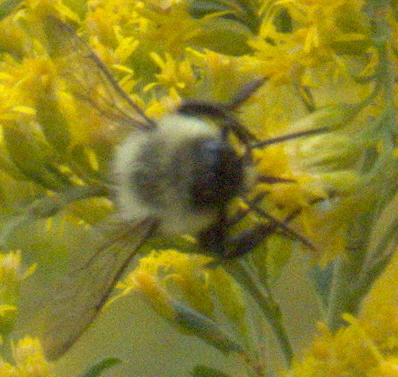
xmin=37 ymin=16 xmax=326 ymax=360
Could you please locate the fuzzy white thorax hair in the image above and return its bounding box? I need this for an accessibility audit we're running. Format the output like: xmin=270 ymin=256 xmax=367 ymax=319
xmin=113 ymin=114 xmax=221 ymax=234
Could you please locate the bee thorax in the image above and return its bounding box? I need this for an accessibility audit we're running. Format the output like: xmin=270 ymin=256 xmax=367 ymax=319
xmin=113 ymin=114 xmax=245 ymax=235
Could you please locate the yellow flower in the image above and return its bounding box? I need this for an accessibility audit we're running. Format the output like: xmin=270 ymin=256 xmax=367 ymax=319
xmin=360 ymin=248 xmax=398 ymax=351
xmin=0 ymin=337 xmax=58 ymax=377
xmin=0 ymin=251 xmax=35 ymax=340
xmin=115 ymin=250 xmax=215 ymax=318
xmin=287 ymin=316 xmax=398 ymax=377
xmin=368 ymin=357 xmax=398 ymax=377
xmin=114 ymin=250 xmax=252 ymax=354
xmin=0 ymin=337 xmax=54 ymax=376
xmin=243 ymin=0 xmax=371 ymax=88
xmin=135 ymin=1 xmax=204 ymax=54
xmin=148 ymin=52 xmax=197 ymax=92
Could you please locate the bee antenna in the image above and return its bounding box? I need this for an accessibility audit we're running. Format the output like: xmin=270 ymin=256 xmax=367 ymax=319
xmin=249 ymin=127 xmax=329 ymax=151
xmin=227 ymin=77 xmax=268 ymax=110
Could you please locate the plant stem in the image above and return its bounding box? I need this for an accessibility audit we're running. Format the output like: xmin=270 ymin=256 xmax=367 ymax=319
xmin=326 ymin=0 xmax=398 ymax=330
xmin=223 ymin=259 xmax=293 ymax=367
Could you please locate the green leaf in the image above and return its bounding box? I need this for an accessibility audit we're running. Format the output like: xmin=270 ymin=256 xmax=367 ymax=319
xmin=191 ymin=365 xmax=232 ymax=377
xmin=189 ymin=0 xmax=261 ymax=34
xmin=0 ymin=0 xmax=24 ymax=21
xmin=2 ymin=125 xmax=69 ymax=190
xmin=0 ymin=185 xmax=110 ymax=247
xmin=309 ymin=263 xmax=334 ymax=309
xmin=36 ymin=96 xmax=71 ymax=153
xmin=273 ymin=7 xmax=292 ymax=33
xmin=192 ymin=18 xmax=253 ymax=56
xmin=171 ymin=300 xmax=244 ymax=354
xmin=189 ymin=0 xmax=232 ymax=17
xmin=78 ymin=358 xmax=122 ymax=377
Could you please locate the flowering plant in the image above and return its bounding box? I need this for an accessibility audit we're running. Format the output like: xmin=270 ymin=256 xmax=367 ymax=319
xmin=0 ymin=0 xmax=396 ymax=376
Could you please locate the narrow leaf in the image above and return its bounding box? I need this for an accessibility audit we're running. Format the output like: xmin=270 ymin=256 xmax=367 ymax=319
xmin=78 ymin=358 xmax=122 ymax=377
xmin=191 ymin=365 xmax=232 ymax=377
xmin=172 ymin=300 xmax=244 ymax=354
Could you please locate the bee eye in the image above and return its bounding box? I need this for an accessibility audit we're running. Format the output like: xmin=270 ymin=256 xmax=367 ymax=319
xmin=190 ymin=140 xmax=244 ymax=210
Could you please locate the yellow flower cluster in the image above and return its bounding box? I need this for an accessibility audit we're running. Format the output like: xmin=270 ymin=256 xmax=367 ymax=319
xmin=0 ymin=337 xmax=57 ymax=377
xmin=115 ymin=249 xmax=246 ymax=331
xmin=287 ymin=317 xmax=398 ymax=377
xmin=0 ymin=251 xmax=34 ymax=343
xmin=0 ymin=0 xmax=376 ymax=255
xmin=360 ymin=249 xmax=398 ymax=354
xmin=113 ymin=249 xmax=252 ymax=355
xmin=288 ymin=240 xmax=398 ymax=376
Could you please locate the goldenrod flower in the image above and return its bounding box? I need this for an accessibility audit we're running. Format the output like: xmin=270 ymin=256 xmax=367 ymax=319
xmin=0 ymin=251 xmax=34 ymax=341
xmin=0 ymin=336 xmax=57 ymax=377
xmin=287 ymin=315 xmax=398 ymax=377
xmin=115 ymin=250 xmax=214 ymax=319
xmin=360 ymin=249 xmax=398 ymax=351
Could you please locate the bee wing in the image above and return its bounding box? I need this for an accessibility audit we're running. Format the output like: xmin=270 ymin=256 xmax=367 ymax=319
xmin=42 ymin=218 xmax=158 ymax=360
xmin=44 ymin=16 xmax=155 ymax=131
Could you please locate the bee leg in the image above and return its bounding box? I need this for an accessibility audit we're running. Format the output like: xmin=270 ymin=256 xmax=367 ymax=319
xmin=196 ymin=192 xmax=271 ymax=257
xmin=248 ymin=200 xmax=315 ymax=250
xmin=198 ymin=222 xmax=227 ymax=256
xmin=197 ymin=196 xmax=280 ymax=259
xmin=198 ymin=191 xmax=315 ymax=259
xmin=198 ymin=221 xmax=279 ymax=259
xmin=257 ymin=175 xmax=295 ymax=184
xmin=224 ymin=223 xmax=280 ymax=258
xmin=221 ymin=217 xmax=313 ymax=259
